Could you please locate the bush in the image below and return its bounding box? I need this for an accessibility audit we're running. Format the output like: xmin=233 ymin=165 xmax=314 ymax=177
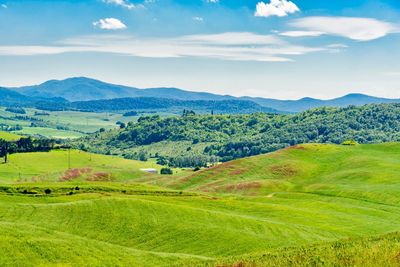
xmin=342 ymin=140 xmax=358 ymax=146
xmin=44 ymin=188 xmax=52 ymax=194
xmin=160 ymin=167 xmax=173 ymax=175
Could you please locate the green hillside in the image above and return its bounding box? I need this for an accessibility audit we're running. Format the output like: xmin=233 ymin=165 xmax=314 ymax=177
xmin=0 ymin=131 xmax=22 ymax=141
xmin=0 ymin=143 xmax=399 ymax=265
xmin=145 ymin=143 xmax=400 ymax=203
xmin=0 ymin=149 xmax=162 ymax=183
xmin=74 ymin=103 xmax=400 ymax=165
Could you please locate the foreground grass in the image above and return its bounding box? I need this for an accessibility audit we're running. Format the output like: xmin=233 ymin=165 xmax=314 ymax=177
xmin=1 ymin=143 xmax=400 ymax=266
xmin=216 ymin=231 xmax=400 ymax=267
xmin=1 ymin=185 xmax=400 ymax=266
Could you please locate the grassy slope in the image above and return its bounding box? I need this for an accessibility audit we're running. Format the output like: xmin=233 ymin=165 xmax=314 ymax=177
xmin=144 ymin=143 xmax=400 ymax=204
xmin=0 ymin=149 xmax=161 ymax=182
xmin=1 ymin=144 xmax=400 ymax=265
xmin=0 ymin=131 xmax=22 ymax=141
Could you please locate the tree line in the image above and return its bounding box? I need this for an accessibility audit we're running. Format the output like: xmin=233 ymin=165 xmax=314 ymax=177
xmin=0 ymin=137 xmax=55 ymax=163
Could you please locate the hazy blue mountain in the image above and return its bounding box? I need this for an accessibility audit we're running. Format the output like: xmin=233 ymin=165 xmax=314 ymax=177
xmin=11 ymin=77 xmax=234 ymax=102
xmin=0 ymin=87 xmax=33 ymax=105
xmin=242 ymin=94 xmax=400 ymax=112
xmin=7 ymin=77 xmax=400 ymax=112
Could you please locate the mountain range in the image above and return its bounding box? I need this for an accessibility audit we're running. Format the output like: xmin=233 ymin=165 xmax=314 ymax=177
xmin=4 ymin=77 xmax=400 ymax=113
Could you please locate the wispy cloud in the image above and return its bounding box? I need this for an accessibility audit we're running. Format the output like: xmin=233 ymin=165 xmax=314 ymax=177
xmin=290 ymin=16 xmax=398 ymax=41
xmin=279 ymin=31 xmax=324 ymax=37
xmin=93 ymin=18 xmax=127 ymax=30
xmin=0 ymin=32 xmax=329 ymax=62
xmin=1 ymin=4 xmax=7 ymax=8
xmin=255 ymin=0 xmax=300 ymax=18
xmin=102 ymin=0 xmax=142 ymax=9
xmin=192 ymin=17 xmax=204 ymax=22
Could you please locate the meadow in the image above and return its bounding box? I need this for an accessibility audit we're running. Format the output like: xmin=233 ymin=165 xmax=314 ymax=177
xmin=0 ymin=107 xmax=139 ymax=139
xmin=0 ymin=143 xmax=400 ymax=265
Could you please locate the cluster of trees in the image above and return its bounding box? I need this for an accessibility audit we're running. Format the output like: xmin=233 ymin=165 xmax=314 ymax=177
xmin=74 ymin=103 xmax=400 ymax=166
xmin=156 ymin=155 xmax=218 ymax=168
xmin=5 ymin=107 xmax=26 ymax=114
xmin=0 ymin=137 xmax=55 ymax=163
xmin=0 ymin=123 xmax=22 ymax=132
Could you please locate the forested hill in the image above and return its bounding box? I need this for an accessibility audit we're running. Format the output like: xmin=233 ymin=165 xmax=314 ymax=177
xmin=74 ymin=103 xmax=400 ymax=165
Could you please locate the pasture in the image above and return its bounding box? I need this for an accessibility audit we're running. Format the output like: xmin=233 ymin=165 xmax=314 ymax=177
xmin=1 ymin=143 xmax=400 ymax=266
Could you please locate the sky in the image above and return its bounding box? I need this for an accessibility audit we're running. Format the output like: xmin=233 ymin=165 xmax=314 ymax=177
xmin=0 ymin=0 xmax=399 ymax=99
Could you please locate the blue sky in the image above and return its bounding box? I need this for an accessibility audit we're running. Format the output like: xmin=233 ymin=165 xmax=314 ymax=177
xmin=0 ymin=0 xmax=399 ymax=99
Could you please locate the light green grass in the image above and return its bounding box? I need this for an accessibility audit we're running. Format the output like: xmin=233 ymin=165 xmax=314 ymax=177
xmin=0 ymin=131 xmax=22 ymax=141
xmin=13 ymin=127 xmax=85 ymax=139
xmin=1 ymin=143 xmax=400 ymax=266
xmin=0 ymin=149 xmax=162 ymax=182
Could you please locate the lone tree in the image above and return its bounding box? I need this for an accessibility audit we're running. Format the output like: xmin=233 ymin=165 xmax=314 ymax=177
xmin=0 ymin=139 xmax=9 ymax=163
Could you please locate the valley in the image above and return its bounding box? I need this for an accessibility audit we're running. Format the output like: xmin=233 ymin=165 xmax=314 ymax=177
xmin=0 ymin=78 xmax=399 ymax=266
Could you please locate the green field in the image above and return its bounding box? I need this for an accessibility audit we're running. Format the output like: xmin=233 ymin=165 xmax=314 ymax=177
xmin=0 ymin=107 xmax=140 ymax=139
xmin=0 ymin=149 xmax=161 ymax=183
xmin=0 ymin=131 xmax=22 ymax=141
xmin=1 ymin=143 xmax=400 ymax=266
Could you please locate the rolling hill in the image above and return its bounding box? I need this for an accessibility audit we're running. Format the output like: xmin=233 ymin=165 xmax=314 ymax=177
xmin=1 ymin=143 xmax=400 ymax=265
xmin=75 ymin=103 xmax=400 ymax=164
xmin=7 ymin=77 xmax=400 ymax=112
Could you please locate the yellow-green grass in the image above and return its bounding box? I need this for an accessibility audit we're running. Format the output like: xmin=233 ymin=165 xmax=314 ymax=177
xmin=144 ymin=143 xmax=400 ymax=204
xmin=0 ymin=131 xmax=22 ymax=141
xmin=0 ymin=149 xmax=161 ymax=183
xmin=216 ymin=231 xmax=400 ymax=266
xmin=2 ymin=188 xmax=400 ymax=266
xmin=1 ymin=143 xmax=400 ymax=266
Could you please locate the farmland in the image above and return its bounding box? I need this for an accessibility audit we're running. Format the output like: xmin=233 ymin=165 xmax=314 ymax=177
xmin=0 ymin=143 xmax=400 ymax=265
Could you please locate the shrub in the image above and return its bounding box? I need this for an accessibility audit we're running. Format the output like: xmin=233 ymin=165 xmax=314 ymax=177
xmin=160 ymin=167 xmax=173 ymax=175
xmin=44 ymin=188 xmax=52 ymax=194
xmin=342 ymin=140 xmax=359 ymax=146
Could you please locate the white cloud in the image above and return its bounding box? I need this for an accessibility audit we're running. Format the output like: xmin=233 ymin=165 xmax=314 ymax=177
xmin=255 ymin=0 xmax=300 ymax=17
xmin=192 ymin=17 xmax=204 ymax=22
xmin=93 ymin=18 xmax=127 ymax=30
xmin=0 ymin=32 xmax=327 ymax=62
xmin=1 ymin=4 xmax=7 ymax=8
xmin=102 ymin=0 xmax=142 ymax=9
xmin=206 ymin=0 xmax=219 ymax=3
xmin=290 ymin=16 xmax=398 ymax=41
xmin=279 ymin=31 xmax=324 ymax=37
xmin=327 ymin=44 xmax=348 ymax=48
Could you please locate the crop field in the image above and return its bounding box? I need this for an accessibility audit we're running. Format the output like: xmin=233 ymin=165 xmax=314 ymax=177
xmin=1 ymin=143 xmax=400 ymax=266
xmin=0 ymin=107 xmax=140 ymax=139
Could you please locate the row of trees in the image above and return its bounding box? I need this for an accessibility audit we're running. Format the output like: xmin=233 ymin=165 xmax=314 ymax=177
xmin=0 ymin=137 xmax=55 ymax=163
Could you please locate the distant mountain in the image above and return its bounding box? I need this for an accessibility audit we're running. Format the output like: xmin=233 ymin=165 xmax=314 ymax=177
xmin=7 ymin=77 xmax=400 ymax=112
xmin=0 ymin=87 xmax=34 ymax=105
xmin=11 ymin=77 xmax=234 ymax=102
xmin=241 ymin=94 xmax=400 ymax=112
